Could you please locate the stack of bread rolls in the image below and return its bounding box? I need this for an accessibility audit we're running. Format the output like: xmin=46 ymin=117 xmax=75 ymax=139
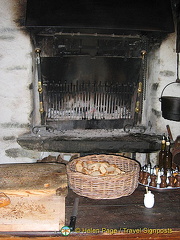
xmin=75 ymin=160 xmax=125 ymax=176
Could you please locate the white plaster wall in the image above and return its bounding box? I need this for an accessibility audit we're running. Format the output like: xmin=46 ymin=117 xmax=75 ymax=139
xmin=0 ymin=0 xmax=40 ymax=163
xmin=143 ymin=33 xmax=180 ymax=139
xmin=140 ymin=33 xmax=180 ymax=167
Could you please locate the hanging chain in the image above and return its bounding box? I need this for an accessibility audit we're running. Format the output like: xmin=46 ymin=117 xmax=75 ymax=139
xmin=177 ymin=53 xmax=180 ymax=82
xmin=141 ymin=37 xmax=148 ymax=100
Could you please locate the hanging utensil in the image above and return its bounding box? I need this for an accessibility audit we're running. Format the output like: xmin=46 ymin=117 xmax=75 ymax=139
xmin=159 ymin=53 xmax=180 ymax=121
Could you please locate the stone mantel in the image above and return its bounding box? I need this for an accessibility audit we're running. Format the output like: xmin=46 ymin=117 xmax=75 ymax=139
xmin=17 ymin=130 xmax=161 ymax=153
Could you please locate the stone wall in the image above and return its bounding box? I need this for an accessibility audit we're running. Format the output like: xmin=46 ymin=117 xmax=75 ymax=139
xmin=0 ymin=0 xmax=40 ymax=163
xmin=0 ymin=0 xmax=179 ymax=165
xmin=139 ymin=33 xmax=180 ymax=166
xmin=143 ymin=33 xmax=180 ymax=136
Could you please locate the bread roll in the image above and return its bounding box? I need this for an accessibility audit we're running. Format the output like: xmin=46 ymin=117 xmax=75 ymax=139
xmin=0 ymin=192 xmax=11 ymax=207
xmin=76 ymin=161 xmax=83 ymax=172
xmin=75 ymin=160 xmax=125 ymax=176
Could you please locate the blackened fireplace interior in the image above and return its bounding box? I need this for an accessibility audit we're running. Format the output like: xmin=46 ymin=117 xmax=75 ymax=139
xmin=17 ymin=0 xmax=177 ymax=153
xmin=39 ymin=35 xmax=145 ymax=130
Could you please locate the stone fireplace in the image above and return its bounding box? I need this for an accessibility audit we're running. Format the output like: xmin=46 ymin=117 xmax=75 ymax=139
xmin=0 ymin=0 xmax=180 ymax=166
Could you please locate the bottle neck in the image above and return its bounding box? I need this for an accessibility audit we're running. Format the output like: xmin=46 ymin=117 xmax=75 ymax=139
xmin=166 ymin=141 xmax=171 ymax=152
xmin=161 ymin=140 xmax=166 ymax=150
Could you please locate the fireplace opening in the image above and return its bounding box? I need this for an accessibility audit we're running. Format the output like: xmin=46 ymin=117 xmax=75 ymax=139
xmin=17 ymin=0 xmax=176 ymax=153
xmin=35 ymin=34 xmax=148 ymax=130
xmin=41 ymin=55 xmax=142 ymax=130
xmin=26 ymin=0 xmax=174 ymax=132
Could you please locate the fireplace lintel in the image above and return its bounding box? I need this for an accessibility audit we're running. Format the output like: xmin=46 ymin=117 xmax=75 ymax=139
xmin=17 ymin=132 xmax=161 ymax=153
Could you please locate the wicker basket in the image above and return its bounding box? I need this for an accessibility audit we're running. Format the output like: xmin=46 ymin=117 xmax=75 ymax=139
xmin=67 ymin=154 xmax=140 ymax=199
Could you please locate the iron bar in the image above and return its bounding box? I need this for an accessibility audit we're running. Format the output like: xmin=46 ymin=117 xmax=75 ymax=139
xmin=45 ymin=81 xmax=135 ymax=120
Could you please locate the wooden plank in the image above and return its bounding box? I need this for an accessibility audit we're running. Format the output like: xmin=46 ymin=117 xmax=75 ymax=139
xmin=0 ymin=194 xmax=65 ymax=231
xmin=65 ymin=186 xmax=180 ymax=230
xmin=0 ymin=163 xmax=67 ymax=196
xmin=0 ymin=163 xmax=66 ymax=231
xmin=0 ymin=232 xmax=180 ymax=240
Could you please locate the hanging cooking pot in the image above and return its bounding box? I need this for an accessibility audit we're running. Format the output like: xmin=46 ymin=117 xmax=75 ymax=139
xmin=159 ymin=81 xmax=180 ymax=121
xmin=159 ymin=52 xmax=180 ymax=121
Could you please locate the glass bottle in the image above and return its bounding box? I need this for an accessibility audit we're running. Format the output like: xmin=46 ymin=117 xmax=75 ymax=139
xmin=164 ymin=137 xmax=172 ymax=174
xmin=158 ymin=135 xmax=166 ymax=170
